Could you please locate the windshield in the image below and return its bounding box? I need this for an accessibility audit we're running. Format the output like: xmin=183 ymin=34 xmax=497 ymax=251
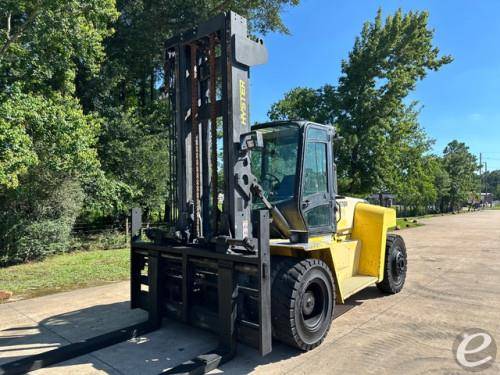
xmin=251 ymin=124 xmax=300 ymax=205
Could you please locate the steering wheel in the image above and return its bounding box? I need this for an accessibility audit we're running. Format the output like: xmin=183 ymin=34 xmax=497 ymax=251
xmin=261 ymin=173 xmax=281 ymax=195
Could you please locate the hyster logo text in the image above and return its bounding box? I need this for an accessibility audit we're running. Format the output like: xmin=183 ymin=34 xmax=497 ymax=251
xmin=239 ymin=79 xmax=247 ymax=126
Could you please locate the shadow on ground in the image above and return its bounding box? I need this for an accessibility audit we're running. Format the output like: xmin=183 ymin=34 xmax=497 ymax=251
xmin=0 ymin=287 xmax=386 ymax=374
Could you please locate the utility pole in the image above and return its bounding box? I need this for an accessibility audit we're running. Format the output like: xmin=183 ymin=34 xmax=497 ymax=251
xmin=479 ymin=153 xmax=483 ymax=196
xmin=485 ymin=162 xmax=488 ymax=206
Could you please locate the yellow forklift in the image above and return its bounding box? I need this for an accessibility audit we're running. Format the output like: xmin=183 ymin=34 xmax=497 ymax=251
xmin=129 ymin=10 xmax=407 ymax=361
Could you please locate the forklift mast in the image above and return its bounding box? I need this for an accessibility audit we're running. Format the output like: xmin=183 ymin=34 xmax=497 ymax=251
xmin=130 ymin=11 xmax=274 ymax=363
xmin=164 ymin=11 xmax=268 ymax=244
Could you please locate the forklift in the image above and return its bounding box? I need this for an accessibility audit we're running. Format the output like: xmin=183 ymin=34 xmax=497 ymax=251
xmin=131 ymin=9 xmax=407 ymax=364
xmin=1 ymin=11 xmax=407 ymax=375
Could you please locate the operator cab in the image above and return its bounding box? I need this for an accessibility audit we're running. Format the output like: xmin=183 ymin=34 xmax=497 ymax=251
xmin=251 ymin=121 xmax=337 ymax=239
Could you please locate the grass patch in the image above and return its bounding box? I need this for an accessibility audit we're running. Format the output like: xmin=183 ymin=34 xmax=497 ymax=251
xmin=395 ymin=217 xmax=423 ymax=230
xmin=0 ymin=248 xmax=130 ymax=301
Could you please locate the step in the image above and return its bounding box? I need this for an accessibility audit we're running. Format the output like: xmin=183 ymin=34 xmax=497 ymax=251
xmin=340 ymin=275 xmax=378 ymax=300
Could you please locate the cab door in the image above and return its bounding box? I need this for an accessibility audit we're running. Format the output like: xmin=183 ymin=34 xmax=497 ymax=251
xmin=300 ymin=126 xmax=335 ymax=234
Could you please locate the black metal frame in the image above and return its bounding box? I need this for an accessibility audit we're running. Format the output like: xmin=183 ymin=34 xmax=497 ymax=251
xmin=252 ymin=121 xmax=338 ymax=237
xmin=130 ymin=209 xmax=272 ymax=363
xmin=164 ymin=11 xmax=267 ymax=243
xmin=0 ymin=322 xmax=158 ymax=375
xmin=299 ymin=123 xmax=337 ymax=235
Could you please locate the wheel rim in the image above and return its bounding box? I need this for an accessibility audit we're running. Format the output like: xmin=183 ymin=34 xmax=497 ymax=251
xmin=390 ymin=246 xmax=406 ymax=285
xmin=301 ymin=278 xmax=328 ymax=331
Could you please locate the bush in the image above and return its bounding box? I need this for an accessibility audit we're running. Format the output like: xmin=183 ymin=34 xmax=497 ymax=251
xmin=0 ymin=88 xmax=102 ymax=266
xmin=7 ymin=219 xmax=73 ymax=264
xmin=0 ymin=180 xmax=84 ymax=266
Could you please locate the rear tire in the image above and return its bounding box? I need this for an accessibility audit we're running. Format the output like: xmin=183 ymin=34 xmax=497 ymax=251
xmin=377 ymin=234 xmax=407 ymax=294
xmin=271 ymin=257 xmax=335 ymax=351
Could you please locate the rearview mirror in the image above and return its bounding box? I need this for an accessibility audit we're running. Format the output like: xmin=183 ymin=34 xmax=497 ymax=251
xmin=240 ymin=130 xmax=264 ymax=152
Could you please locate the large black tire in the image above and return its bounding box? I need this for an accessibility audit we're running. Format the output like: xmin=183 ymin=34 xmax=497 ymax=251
xmin=377 ymin=234 xmax=407 ymax=294
xmin=271 ymin=257 xmax=335 ymax=351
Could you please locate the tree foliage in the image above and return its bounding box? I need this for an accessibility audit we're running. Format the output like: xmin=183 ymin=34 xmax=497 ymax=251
xmin=0 ymin=106 xmax=36 ymax=188
xmin=484 ymin=170 xmax=500 ymax=200
xmin=97 ymin=102 xmax=169 ymax=215
xmin=0 ymin=0 xmax=117 ymax=264
xmin=0 ymin=0 xmax=300 ymax=264
xmin=336 ymin=9 xmax=451 ymax=193
xmin=0 ymin=89 xmax=102 ymax=265
xmin=269 ymin=85 xmax=336 ymax=123
xmin=0 ymin=0 xmax=119 ymax=94
xmin=442 ymin=140 xmax=478 ymax=211
xmin=269 ymin=8 xmax=453 ymax=203
xmin=432 ymin=160 xmax=451 ymax=212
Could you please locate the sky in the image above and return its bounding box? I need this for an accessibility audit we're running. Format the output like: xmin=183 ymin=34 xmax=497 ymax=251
xmin=249 ymin=0 xmax=500 ymax=170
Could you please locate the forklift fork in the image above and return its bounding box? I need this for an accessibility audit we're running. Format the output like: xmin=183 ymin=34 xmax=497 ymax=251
xmin=131 ymin=209 xmax=272 ymax=374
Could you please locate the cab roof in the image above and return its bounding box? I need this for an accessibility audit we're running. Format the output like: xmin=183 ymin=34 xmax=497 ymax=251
xmin=253 ymin=120 xmax=335 ymax=132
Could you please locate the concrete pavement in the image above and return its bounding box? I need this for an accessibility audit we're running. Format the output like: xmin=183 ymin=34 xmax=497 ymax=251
xmin=1 ymin=210 xmax=499 ymax=374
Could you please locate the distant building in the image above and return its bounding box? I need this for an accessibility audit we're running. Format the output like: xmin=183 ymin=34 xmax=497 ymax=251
xmin=367 ymin=193 xmax=396 ymax=207
xmin=480 ymin=192 xmax=493 ymax=205
xmin=467 ymin=192 xmax=493 ymax=208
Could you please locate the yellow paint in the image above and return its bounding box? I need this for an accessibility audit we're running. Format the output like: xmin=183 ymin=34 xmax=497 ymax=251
xmin=351 ymin=203 xmax=396 ymax=281
xmin=329 ymin=239 xmax=360 ymax=280
xmin=239 ymin=79 xmax=247 ymax=126
xmin=335 ymin=197 xmax=365 ymax=234
xmin=269 ymin=202 xmax=397 ymax=303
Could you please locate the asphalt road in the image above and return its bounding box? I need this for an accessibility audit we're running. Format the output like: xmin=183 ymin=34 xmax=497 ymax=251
xmin=1 ymin=210 xmax=499 ymax=374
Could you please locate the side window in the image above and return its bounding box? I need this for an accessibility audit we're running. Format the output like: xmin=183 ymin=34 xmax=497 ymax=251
xmin=303 ymin=142 xmax=328 ymax=196
xmin=305 ymin=205 xmax=331 ymax=227
xmin=302 ymin=128 xmax=332 ymax=229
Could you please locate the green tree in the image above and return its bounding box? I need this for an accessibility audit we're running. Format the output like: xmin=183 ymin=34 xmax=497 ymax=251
xmin=432 ymin=160 xmax=451 ymax=212
xmin=0 ymin=0 xmax=119 ymax=94
xmin=336 ymin=9 xmax=451 ymax=194
xmin=484 ymin=170 xmax=500 ymax=200
xmin=269 ymin=9 xmax=451 ymax=196
xmin=0 ymin=90 xmax=102 ymax=265
xmin=0 ymin=1 xmax=119 ymax=264
xmin=0 ymin=111 xmax=36 ymax=188
xmin=97 ymin=103 xmax=169 ymax=218
xmin=269 ymin=85 xmax=336 ymax=123
xmin=0 ymin=1 xmax=117 ymax=189
xmin=442 ymin=140 xmax=478 ymax=211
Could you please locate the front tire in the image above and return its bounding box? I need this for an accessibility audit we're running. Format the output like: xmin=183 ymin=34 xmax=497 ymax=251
xmin=271 ymin=258 xmax=335 ymax=351
xmin=377 ymin=234 xmax=407 ymax=294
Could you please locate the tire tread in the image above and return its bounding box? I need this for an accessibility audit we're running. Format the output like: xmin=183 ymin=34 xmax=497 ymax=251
xmin=377 ymin=233 xmax=407 ymax=294
xmin=271 ymin=257 xmax=335 ymax=351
